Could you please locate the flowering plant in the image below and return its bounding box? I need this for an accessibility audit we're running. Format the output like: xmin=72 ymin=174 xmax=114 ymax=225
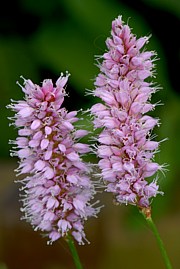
xmin=89 ymin=15 xmax=171 ymax=269
xmin=8 ymin=15 xmax=172 ymax=269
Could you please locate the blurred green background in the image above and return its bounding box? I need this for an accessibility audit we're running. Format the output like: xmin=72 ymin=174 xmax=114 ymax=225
xmin=0 ymin=0 xmax=180 ymax=268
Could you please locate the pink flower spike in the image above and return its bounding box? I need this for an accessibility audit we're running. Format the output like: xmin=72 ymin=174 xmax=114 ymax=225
xmin=8 ymin=73 xmax=100 ymax=245
xmin=90 ymin=16 xmax=166 ymax=208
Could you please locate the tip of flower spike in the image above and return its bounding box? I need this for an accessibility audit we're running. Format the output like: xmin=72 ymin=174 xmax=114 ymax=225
xmin=115 ymin=15 xmax=124 ymax=25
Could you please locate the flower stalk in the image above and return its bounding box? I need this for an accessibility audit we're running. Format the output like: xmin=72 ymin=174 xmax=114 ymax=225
xmin=66 ymin=235 xmax=83 ymax=269
xmin=141 ymin=207 xmax=172 ymax=269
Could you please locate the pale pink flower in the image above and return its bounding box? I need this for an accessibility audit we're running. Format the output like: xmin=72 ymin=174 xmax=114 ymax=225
xmin=8 ymin=73 xmax=100 ymax=244
xmin=90 ymin=16 xmax=165 ymax=208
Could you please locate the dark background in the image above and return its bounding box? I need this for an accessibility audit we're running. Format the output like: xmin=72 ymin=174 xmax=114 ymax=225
xmin=0 ymin=0 xmax=180 ymax=268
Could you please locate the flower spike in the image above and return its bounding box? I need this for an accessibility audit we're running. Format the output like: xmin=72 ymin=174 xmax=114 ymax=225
xmin=8 ymin=73 xmax=100 ymax=245
xmin=90 ymin=16 xmax=165 ymax=209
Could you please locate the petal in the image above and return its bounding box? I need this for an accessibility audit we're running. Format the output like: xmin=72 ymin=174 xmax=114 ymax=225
xmin=74 ymin=130 xmax=89 ymax=139
xmin=73 ymin=143 xmax=90 ymax=153
xmin=56 ymin=73 xmax=69 ymax=88
xmin=44 ymin=150 xmax=52 ymax=160
xmin=136 ymin=37 xmax=148 ymax=49
xmin=66 ymin=152 xmax=80 ymax=162
xmin=73 ymin=198 xmax=85 ymax=212
xmin=18 ymin=128 xmax=32 ymax=136
xmin=33 ymin=131 xmax=42 ymax=140
xmin=31 ymin=119 xmax=41 ymax=130
xmin=49 ymin=231 xmax=61 ymax=242
xmin=144 ymin=141 xmax=159 ymax=151
xmin=61 ymin=121 xmax=74 ymax=130
xmin=45 ymin=126 xmax=52 ymax=135
xmin=44 ymin=167 xmax=54 ymax=179
xmin=66 ymin=174 xmax=78 ymax=184
xmin=58 ymin=144 xmax=66 ymax=153
xmin=44 ymin=211 xmax=56 ymax=221
xmin=18 ymin=106 xmax=34 ymax=118
xmin=34 ymin=160 xmax=46 ymax=171
xmin=41 ymin=139 xmax=49 ymax=150
xmin=18 ymin=148 xmax=31 ymax=158
xmin=29 ymin=139 xmax=40 ymax=147
xmin=47 ymin=197 xmax=59 ymax=209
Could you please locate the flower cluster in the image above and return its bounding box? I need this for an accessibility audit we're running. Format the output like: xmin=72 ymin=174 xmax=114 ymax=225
xmin=8 ymin=73 xmax=99 ymax=244
xmin=90 ymin=16 xmax=164 ymax=208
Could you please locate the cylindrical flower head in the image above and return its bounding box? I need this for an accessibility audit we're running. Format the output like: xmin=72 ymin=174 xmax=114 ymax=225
xmin=8 ymin=73 xmax=100 ymax=245
xmin=90 ymin=16 xmax=165 ymax=208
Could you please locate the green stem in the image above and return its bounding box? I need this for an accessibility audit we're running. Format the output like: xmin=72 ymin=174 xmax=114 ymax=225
xmin=66 ymin=235 xmax=83 ymax=269
xmin=141 ymin=208 xmax=172 ymax=269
